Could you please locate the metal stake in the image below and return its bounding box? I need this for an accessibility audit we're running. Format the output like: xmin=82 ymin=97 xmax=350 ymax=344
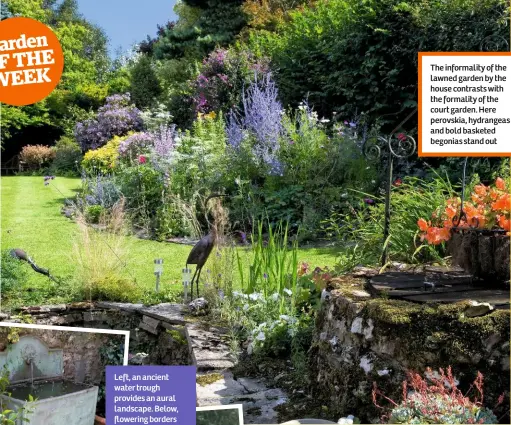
xmin=154 ymin=259 xmax=163 ymax=292
xmin=182 ymin=268 xmax=191 ymax=303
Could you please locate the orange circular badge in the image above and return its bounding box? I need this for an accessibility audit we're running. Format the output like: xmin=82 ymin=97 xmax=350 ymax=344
xmin=0 ymin=17 xmax=64 ymax=106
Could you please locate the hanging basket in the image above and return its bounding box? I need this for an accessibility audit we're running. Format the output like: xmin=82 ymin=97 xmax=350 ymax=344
xmin=447 ymin=229 xmax=510 ymax=284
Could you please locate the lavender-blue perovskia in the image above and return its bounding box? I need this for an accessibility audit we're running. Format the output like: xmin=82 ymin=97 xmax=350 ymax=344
xmin=153 ymin=124 xmax=176 ymax=157
xmin=226 ymin=110 xmax=245 ymax=151
xmin=226 ymin=73 xmax=285 ymax=173
xmin=242 ymin=73 xmax=283 ymax=165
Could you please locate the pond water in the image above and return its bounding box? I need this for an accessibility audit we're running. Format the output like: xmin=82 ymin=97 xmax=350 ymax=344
xmin=7 ymin=379 xmax=92 ymax=401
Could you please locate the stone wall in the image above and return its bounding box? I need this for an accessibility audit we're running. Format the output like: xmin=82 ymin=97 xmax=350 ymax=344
xmin=0 ymin=302 xmax=192 ymax=368
xmin=309 ymin=290 xmax=510 ymax=423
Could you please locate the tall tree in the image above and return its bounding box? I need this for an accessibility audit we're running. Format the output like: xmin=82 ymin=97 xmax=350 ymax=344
xmin=152 ymin=0 xmax=247 ymax=60
xmin=130 ymin=55 xmax=162 ymax=110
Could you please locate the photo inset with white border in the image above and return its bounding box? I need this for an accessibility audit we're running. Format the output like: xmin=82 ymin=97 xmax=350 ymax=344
xmin=0 ymin=322 xmax=129 ymax=425
xmin=197 ymin=403 xmax=244 ymax=425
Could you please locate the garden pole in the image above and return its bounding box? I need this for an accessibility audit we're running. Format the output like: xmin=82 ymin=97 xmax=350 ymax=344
xmin=364 ymin=107 xmax=417 ymax=268
xmin=382 ymin=155 xmax=393 ymax=266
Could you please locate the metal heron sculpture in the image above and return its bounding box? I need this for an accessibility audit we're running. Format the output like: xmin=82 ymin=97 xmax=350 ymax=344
xmin=186 ymin=194 xmax=229 ymax=299
xmin=10 ymin=248 xmax=59 ymax=283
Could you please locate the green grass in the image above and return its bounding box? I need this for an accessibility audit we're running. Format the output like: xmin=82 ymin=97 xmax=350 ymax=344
xmin=1 ymin=176 xmax=339 ymax=307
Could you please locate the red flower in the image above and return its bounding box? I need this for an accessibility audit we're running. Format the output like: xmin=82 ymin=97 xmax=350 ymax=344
xmin=138 ymin=155 xmax=147 ymax=164
xmin=394 ymin=178 xmax=403 ymax=186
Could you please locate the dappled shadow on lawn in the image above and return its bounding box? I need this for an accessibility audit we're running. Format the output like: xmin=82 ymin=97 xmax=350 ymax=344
xmin=44 ymin=197 xmax=71 ymax=208
xmin=297 ymin=245 xmax=340 ymax=267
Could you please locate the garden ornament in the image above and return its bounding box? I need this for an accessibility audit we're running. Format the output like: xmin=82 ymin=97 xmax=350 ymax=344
xmin=186 ymin=193 xmax=230 ymax=299
xmin=188 ymin=297 xmax=209 ymax=315
xmin=9 ymin=248 xmax=59 ymax=283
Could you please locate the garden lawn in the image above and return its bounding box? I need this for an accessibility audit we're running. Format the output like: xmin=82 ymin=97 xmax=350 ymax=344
xmin=1 ymin=176 xmax=339 ymax=307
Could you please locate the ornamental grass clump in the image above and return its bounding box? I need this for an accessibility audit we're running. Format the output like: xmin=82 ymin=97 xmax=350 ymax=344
xmin=418 ymin=177 xmax=510 ymax=245
xmin=372 ymin=367 xmax=504 ymax=424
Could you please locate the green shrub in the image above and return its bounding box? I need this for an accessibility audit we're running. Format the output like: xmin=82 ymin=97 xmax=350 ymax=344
xmin=85 ymin=205 xmax=105 ymax=224
xmin=323 ymin=174 xmax=456 ymax=264
xmin=130 ymin=55 xmax=162 ymax=109
xmin=50 ymin=136 xmax=82 ymax=175
xmin=245 ymin=0 xmax=509 ymax=126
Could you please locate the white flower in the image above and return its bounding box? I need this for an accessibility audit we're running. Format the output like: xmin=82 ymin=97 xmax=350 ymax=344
xmin=287 ymin=328 xmax=297 ymax=337
xmin=320 ymin=118 xmax=330 ymax=123
xmin=233 ymin=291 xmax=241 ymax=298
xmin=249 ymin=292 xmax=263 ymax=301
xmin=338 ymin=416 xmax=354 ymax=424
xmin=270 ymin=293 xmax=279 ymax=301
xmin=284 ymin=288 xmax=292 ymax=296
xmin=243 ymin=304 xmax=249 ymax=311
xmin=256 ymin=331 xmax=266 ymax=341
xmin=371 ymin=180 xmax=376 ymax=184
xmin=341 ymin=193 xmax=348 ymax=198
xmin=279 ymin=315 xmax=290 ymax=322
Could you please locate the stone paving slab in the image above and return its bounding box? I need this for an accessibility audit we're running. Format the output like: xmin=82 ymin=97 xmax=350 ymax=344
xmin=196 ymin=371 xmax=287 ymax=424
xmin=95 ymin=302 xmax=187 ymax=324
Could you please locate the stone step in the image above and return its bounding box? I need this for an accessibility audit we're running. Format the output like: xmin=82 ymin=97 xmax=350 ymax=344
xmin=185 ymin=323 xmax=235 ymax=371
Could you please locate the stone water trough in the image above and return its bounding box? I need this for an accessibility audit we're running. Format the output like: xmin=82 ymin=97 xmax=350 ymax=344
xmin=0 ymin=335 xmax=98 ymax=425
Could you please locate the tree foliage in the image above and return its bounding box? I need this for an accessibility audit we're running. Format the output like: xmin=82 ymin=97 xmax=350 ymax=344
xmin=130 ymin=55 xmax=162 ymax=110
xmin=152 ymin=0 xmax=247 ymax=60
xmin=245 ymin=0 xmax=510 ymax=127
xmin=2 ymin=0 xmax=114 ymax=146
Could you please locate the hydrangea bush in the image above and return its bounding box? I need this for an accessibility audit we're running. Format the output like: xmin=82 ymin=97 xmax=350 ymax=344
xmin=75 ymin=93 xmax=143 ymax=151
